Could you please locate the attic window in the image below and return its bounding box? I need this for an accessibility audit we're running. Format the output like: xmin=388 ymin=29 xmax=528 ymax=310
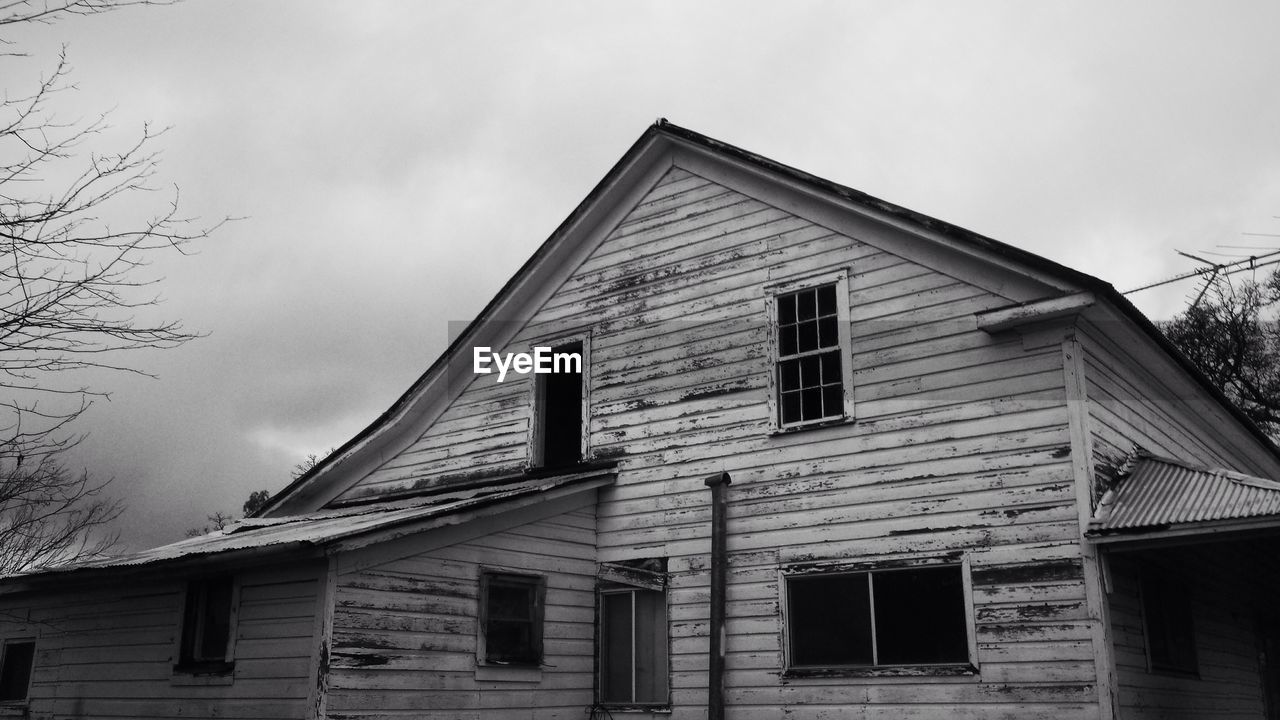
xmin=534 ymin=339 xmax=586 ymax=468
xmin=767 ymin=271 xmax=853 ymax=430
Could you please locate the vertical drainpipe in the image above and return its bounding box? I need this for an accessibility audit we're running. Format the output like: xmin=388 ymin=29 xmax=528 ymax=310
xmin=704 ymin=471 xmax=732 ymax=720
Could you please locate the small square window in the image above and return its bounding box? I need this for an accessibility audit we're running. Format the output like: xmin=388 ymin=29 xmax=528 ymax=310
xmin=481 ymin=572 xmax=545 ymax=666
xmin=1142 ymin=568 xmax=1197 ymax=675
xmin=768 ymin=273 xmax=852 ymax=430
xmin=0 ymin=640 xmax=34 ymax=702
xmin=178 ymin=577 xmax=234 ymax=670
xmin=785 ymin=564 xmax=970 ymax=669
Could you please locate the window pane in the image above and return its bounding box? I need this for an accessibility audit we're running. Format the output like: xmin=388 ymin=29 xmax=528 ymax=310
xmin=541 ymin=341 xmax=583 ymax=468
xmin=601 ymin=592 xmax=633 ymax=702
xmin=1144 ymin=569 xmax=1197 ymax=673
xmin=780 ymin=359 xmax=800 ymax=391
xmin=777 ymin=293 xmax=796 ymax=325
xmin=817 ymin=284 xmax=837 ymax=316
xmin=780 ymin=390 xmax=802 ymax=425
xmin=822 ymin=385 xmax=843 ymax=418
xmin=485 ymin=575 xmax=541 ymax=665
xmin=817 ymin=316 xmax=839 ymax=348
xmin=788 ymin=574 xmax=873 ymax=666
xmin=633 ymin=590 xmax=668 ymax=704
xmin=799 ymin=355 xmax=820 ymax=388
xmin=0 ymin=642 xmax=34 ymax=701
xmin=200 ymin=580 xmax=233 ymax=661
xmin=872 ymin=567 xmax=969 ymax=665
xmin=801 ymin=387 xmax=822 ymax=420
xmin=796 ymin=289 xmax=816 ymax=320
xmin=797 ymin=319 xmax=819 ymax=353
xmin=820 ymin=351 xmax=841 ymax=384
xmin=779 ymin=324 xmax=798 ymax=357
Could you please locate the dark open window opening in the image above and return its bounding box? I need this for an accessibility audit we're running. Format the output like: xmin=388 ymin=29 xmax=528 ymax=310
xmin=0 ymin=640 xmax=35 ymax=702
xmin=482 ymin=572 xmax=545 ymax=666
xmin=786 ymin=565 xmax=969 ymax=668
xmin=776 ymin=283 xmax=844 ymax=426
xmin=599 ymin=582 xmax=668 ymax=706
xmin=1142 ymin=568 xmax=1198 ymax=675
xmin=537 ymin=340 xmax=584 ymax=468
xmin=178 ymin=577 xmax=234 ymax=671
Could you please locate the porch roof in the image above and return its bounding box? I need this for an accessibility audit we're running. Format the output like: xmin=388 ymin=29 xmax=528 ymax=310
xmin=1087 ymin=453 xmax=1280 ymax=543
xmin=0 ymin=468 xmax=613 ymax=589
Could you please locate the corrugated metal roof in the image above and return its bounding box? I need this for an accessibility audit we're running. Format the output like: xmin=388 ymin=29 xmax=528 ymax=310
xmin=1089 ymin=454 xmax=1280 ymax=535
xmin=5 ymin=470 xmax=612 ymax=583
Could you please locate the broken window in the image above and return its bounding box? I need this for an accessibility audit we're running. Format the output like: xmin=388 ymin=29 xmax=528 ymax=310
xmin=1142 ymin=568 xmax=1197 ymax=675
xmin=178 ymin=577 xmax=235 ymax=670
xmin=536 ymin=340 xmax=585 ymax=468
xmin=598 ymin=562 xmax=668 ymax=708
xmin=481 ymin=572 xmax=545 ymax=666
xmin=769 ymin=272 xmax=852 ymax=429
xmin=0 ymin=640 xmax=34 ymax=702
xmin=785 ymin=564 xmax=970 ymax=669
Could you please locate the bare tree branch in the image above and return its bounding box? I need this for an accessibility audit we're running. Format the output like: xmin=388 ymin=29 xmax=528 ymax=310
xmin=0 ymin=1 xmax=218 ymax=572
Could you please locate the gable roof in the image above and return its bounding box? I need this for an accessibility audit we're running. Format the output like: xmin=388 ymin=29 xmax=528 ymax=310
xmin=259 ymin=120 xmax=1280 ymax=516
xmin=1088 ymin=453 xmax=1280 ymax=542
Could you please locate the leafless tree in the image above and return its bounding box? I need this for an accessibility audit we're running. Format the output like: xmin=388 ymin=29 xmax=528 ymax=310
xmin=1 ymin=0 xmax=215 ymax=572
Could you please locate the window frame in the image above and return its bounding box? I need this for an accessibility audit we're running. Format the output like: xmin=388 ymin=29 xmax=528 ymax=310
xmin=526 ymin=332 xmax=591 ymax=469
xmin=478 ymin=570 xmax=547 ymax=668
xmin=765 ymin=270 xmax=855 ymax=432
xmin=0 ymin=638 xmax=35 ymax=705
xmin=780 ymin=557 xmax=978 ymax=677
xmin=597 ymin=560 xmax=670 ymax=709
xmin=172 ymin=576 xmax=239 ymax=678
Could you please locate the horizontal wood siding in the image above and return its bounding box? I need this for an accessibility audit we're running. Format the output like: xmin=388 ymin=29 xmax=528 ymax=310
xmin=333 ymin=166 xmax=1096 ymax=716
xmin=1106 ymin=541 xmax=1280 ymax=719
xmin=325 ymin=503 xmax=596 ymax=720
xmin=1080 ymin=318 xmax=1280 ymax=479
xmin=0 ymin=561 xmax=322 ymax=720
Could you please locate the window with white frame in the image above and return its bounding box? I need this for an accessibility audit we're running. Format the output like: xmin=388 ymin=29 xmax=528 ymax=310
xmin=0 ymin=639 xmax=34 ymax=703
xmin=768 ymin=271 xmax=853 ymax=429
xmin=784 ymin=563 xmax=972 ymax=670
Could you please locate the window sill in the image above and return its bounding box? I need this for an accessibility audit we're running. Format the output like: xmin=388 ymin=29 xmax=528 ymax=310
xmin=783 ymin=663 xmax=977 ymax=679
xmin=172 ymin=661 xmax=235 ymax=685
xmin=595 ymin=705 xmax=671 ymax=715
xmin=769 ymin=416 xmax=854 ymax=436
xmin=475 ymin=664 xmax=542 ymax=682
xmin=0 ymin=702 xmax=27 ymax=718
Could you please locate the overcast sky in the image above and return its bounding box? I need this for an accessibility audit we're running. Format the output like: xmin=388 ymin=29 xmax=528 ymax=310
xmin=9 ymin=0 xmax=1280 ymax=551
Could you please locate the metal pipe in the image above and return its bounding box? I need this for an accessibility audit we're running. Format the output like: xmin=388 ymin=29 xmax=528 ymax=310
xmin=704 ymin=471 xmax=731 ymax=720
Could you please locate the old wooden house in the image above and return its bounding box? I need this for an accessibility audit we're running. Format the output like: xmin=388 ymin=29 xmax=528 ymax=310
xmin=3 ymin=121 xmax=1280 ymax=719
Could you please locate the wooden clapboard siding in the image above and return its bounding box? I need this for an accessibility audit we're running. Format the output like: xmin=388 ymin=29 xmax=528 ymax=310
xmin=0 ymin=561 xmax=321 ymax=720
xmin=324 ymin=503 xmax=596 ymax=720
xmin=321 ymin=163 xmax=1106 ymax=717
xmin=1106 ymin=541 xmax=1280 ymax=720
xmin=1078 ymin=317 xmax=1280 ymax=479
